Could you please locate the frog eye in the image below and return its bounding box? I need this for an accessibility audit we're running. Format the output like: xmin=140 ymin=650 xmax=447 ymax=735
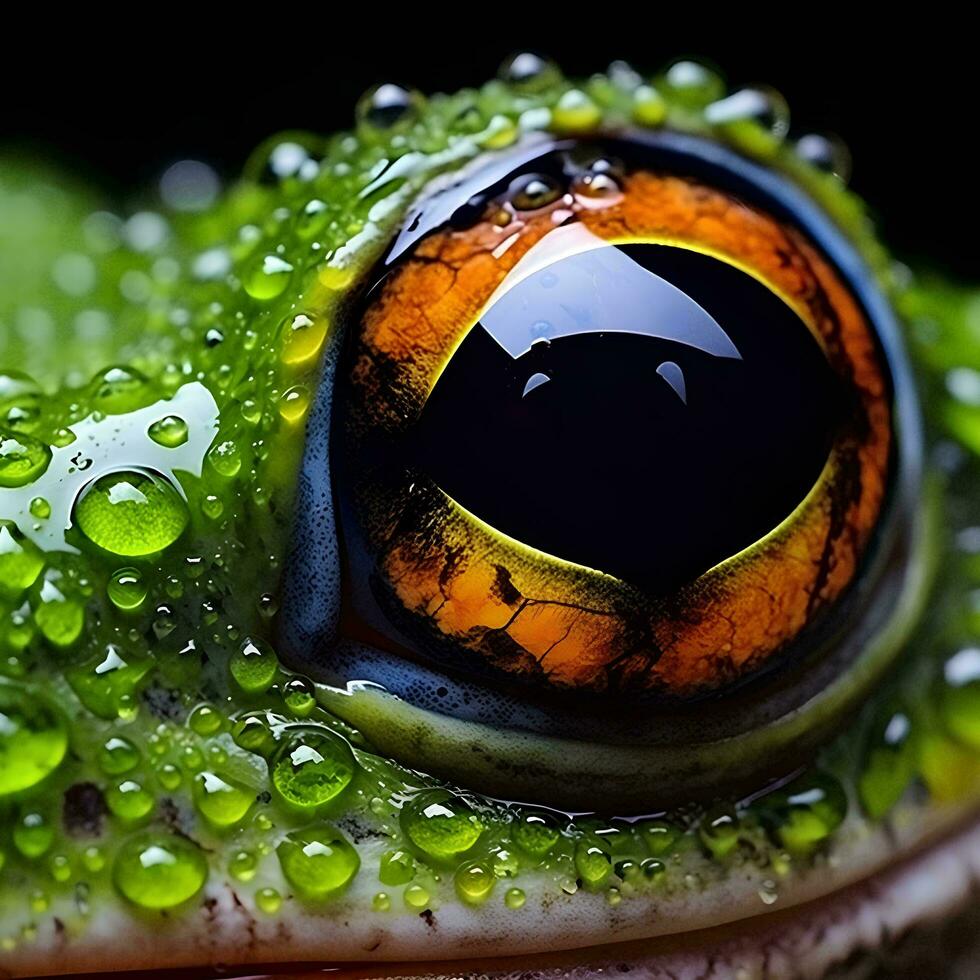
xmin=283 ymin=133 xmax=921 ymax=804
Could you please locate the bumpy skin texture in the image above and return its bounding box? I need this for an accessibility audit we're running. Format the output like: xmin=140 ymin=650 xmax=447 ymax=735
xmin=0 ymin=57 xmax=979 ymax=979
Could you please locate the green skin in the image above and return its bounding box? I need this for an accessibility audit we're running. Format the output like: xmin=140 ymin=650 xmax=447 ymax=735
xmin=1 ymin=57 xmax=980 ymax=977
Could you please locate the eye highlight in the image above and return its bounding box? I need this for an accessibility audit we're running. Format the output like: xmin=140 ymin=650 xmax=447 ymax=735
xmin=336 ymin=145 xmax=893 ymax=703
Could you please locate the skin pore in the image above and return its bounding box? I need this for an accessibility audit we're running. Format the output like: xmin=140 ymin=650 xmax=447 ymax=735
xmin=1 ymin=55 xmax=980 ymax=979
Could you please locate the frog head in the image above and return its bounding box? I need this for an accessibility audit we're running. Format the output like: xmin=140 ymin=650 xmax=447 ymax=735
xmin=1 ymin=55 xmax=978 ymax=978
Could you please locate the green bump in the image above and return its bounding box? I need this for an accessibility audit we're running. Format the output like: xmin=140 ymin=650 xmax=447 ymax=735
xmin=230 ymin=636 xmax=279 ymax=693
xmin=699 ymin=806 xmax=741 ymax=859
xmin=113 ymin=833 xmax=208 ymax=910
xmin=75 ymin=470 xmax=188 ymax=557
xmin=0 ymin=681 xmax=67 ymax=795
xmin=271 ymin=730 xmax=356 ymax=811
xmin=400 ymin=789 xmax=484 ymax=863
xmin=0 ymin=430 xmax=50 ymax=487
xmin=757 ymin=770 xmax=847 ymax=857
xmin=193 ymin=771 xmax=255 ymax=828
xmin=0 ymin=521 xmax=44 ymax=596
xmin=276 ymin=826 xmax=359 ymax=901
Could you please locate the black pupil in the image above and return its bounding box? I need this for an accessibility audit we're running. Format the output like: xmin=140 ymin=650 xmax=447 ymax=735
xmin=412 ymin=243 xmax=843 ymax=594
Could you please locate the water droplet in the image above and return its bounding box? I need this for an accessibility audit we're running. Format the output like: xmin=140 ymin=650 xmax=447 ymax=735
xmin=699 ymin=805 xmax=740 ymax=859
xmin=193 ymin=771 xmax=255 ymax=828
xmin=99 ymin=736 xmax=140 ymax=776
xmin=67 ymin=644 xmax=152 ymax=719
xmin=230 ymin=636 xmax=279 ymax=694
xmin=147 ymin=415 xmax=189 ymax=448
xmin=208 ymin=439 xmax=242 ymax=478
xmin=512 ymin=811 xmax=560 ymax=859
xmin=661 ymin=60 xmax=725 ymax=108
xmin=271 ymin=731 xmax=356 ymax=812
xmin=0 ymin=521 xmax=45 ymax=597
xmin=14 ymin=810 xmax=53 ymax=858
xmin=795 ymin=133 xmax=852 ymax=183
xmin=455 ymin=861 xmax=495 ymax=904
xmin=107 ymin=567 xmax=147 ymax=611
xmin=372 ymin=891 xmax=391 ymax=912
xmin=400 ymin=790 xmax=484 ymax=863
xmin=279 ymin=385 xmax=311 ymax=424
xmin=29 ymin=497 xmax=50 ymax=520
xmin=379 ymin=848 xmax=415 ymax=886
xmin=754 ymin=771 xmax=847 ymax=857
xmin=112 ymin=833 xmax=208 ymax=909
xmin=705 ymin=87 xmax=790 ymax=155
xmin=90 ymin=366 xmax=154 ymax=415
xmin=282 ymin=676 xmax=316 ymax=717
xmin=106 ymin=779 xmax=155 ymax=821
xmin=499 ymin=52 xmax=560 ymax=92
xmin=255 ymin=886 xmax=281 ymax=914
xmin=229 ymin=849 xmax=258 ymax=882
xmin=574 ymin=839 xmax=612 ymax=890
xmin=243 ymin=255 xmax=294 ymax=301
xmin=552 ymin=89 xmax=601 ymax=134
xmin=0 ymin=430 xmax=51 ymax=487
xmin=75 ymin=471 xmax=189 ymax=557
xmin=403 ymin=883 xmax=430 ymax=909
xmin=280 ymin=312 xmax=328 ymax=368
xmin=0 ymin=682 xmax=67 ymax=796
xmin=357 ymin=84 xmax=422 ymax=132
xmin=504 ymin=886 xmax=526 ymax=909
xmin=276 ymin=825 xmax=359 ymax=900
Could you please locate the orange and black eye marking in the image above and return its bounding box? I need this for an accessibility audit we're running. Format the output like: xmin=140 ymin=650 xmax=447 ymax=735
xmin=338 ymin=147 xmax=892 ymax=700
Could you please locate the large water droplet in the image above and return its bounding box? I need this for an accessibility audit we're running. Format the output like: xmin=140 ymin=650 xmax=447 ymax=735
xmin=75 ymin=471 xmax=189 ymax=557
xmin=276 ymin=825 xmax=359 ymax=900
xmin=400 ymin=790 xmax=484 ymax=863
xmin=271 ymin=730 xmax=356 ymax=811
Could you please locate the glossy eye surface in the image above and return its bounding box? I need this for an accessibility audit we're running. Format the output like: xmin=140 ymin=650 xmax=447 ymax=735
xmin=334 ymin=141 xmax=893 ymax=701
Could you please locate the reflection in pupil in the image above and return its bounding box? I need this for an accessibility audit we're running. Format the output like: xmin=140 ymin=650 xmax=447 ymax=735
xmin=413 ymin=244 xmax=844 ymax=593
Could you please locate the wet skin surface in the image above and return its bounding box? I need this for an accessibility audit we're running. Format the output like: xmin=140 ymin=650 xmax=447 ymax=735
xmin=1 ymin=55 xmax=980 ymax=979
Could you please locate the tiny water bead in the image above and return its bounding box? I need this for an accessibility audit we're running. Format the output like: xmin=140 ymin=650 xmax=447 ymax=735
xmin=574 ymin=840 xmax=613 ymax=890
xmin=255 ymin=887 xmax=282 ymax=914
xmin=282 ymin=676 xmax=316 ymax=716
xmin=188 ymin=703 xmax=223 ymax=736
xmin=147 ymin=414 xmax=189 ymax=449
xmin=107 ymin=567 xmax=147 ymax=611
xmin=552 ymin=89 xmax=601 ymax=134
xmin=230 ymin=636 xmax=279 ymax=693
xmin=207 ymin=439 xmax=242 ymax=478
xmin=74 ymin=471 xmax=189 ymax=557
xmin=276 ymin=826 xmax=360 ymax=901
xmin=499 ymin=52 xmax=561 ymax=92
xmin=504 ymin=887 xmax=526 ymax=910
xmin=0 ymin=682 xmax=67 ymax=795
xmin=29 ymin=496 xmax=50 ymax=520
xmin=279 ymin=385 xmax=311 ymax=424
xmin=756 ymin=772 xmax=847 ymax=857
xmin=400 ymin=790 xmax=484 ymax=863
xmin=698 ymin=806 xmax=741 ymax=860
xmin=403 ymin=883 xmax=430 ymax=910
xmin=271 ymin=731 xmax=356 ymax=811
xmin=112 ymin=834 xmax=208 ymax=910
xmin=0 ymin=430 xmax=51 ymax=487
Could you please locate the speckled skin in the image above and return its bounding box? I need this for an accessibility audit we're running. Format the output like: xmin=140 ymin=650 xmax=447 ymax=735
xmin=1 ymin=56 xmax=980 ymax=978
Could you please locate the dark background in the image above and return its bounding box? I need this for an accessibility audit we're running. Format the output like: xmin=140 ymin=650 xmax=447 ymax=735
xmin=2 ymin=29 xmax=975 ymax=279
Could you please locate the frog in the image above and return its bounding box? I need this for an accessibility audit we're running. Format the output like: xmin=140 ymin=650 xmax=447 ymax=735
xmin=1 ymin=53 xmax=980 ymax=979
